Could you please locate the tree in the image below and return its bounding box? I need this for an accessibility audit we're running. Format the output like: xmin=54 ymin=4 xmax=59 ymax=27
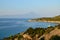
xmin=24 ymin=27 xmax=34 ymax=34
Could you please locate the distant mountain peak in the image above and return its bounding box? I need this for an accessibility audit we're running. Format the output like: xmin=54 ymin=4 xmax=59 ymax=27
xmin=19 ymin=12 xmax=41 ymax=18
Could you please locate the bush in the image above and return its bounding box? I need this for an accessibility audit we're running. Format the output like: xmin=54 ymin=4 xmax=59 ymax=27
xmin=50 ymin=35 xmax=60 ymax=40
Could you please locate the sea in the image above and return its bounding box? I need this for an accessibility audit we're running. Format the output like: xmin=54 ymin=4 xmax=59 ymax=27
xmin=0 ymin=18 xmax=57 ymax=39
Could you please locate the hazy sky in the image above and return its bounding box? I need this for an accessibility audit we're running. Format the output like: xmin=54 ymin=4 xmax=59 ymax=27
xmin=0 ymin=0 xmax=60 ymax=18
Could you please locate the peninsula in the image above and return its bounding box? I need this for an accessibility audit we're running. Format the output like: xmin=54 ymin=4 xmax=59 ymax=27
xmin=28 ymin=15 xmax=60 ymax=23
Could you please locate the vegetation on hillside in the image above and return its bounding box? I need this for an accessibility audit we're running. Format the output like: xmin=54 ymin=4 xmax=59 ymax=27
xmin=24 ymin=27 xmax=45 ymax=37
xmin=31 ymin=15 xmax=60 ymax=21
xmin=3 ymin=24 xmax=60 ymax=40
xmin=50 ymin=35 xmax=60 ymax=40
xmin=3 ymin=34 xmax=23 ymax=40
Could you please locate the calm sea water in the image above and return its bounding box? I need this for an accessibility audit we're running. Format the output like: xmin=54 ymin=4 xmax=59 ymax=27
xmin=0 ymin=18 xmax=57 ymax=39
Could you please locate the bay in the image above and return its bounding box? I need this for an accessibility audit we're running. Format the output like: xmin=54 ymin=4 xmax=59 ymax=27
xmin=0 ymin=18 xmax=57 ymax=39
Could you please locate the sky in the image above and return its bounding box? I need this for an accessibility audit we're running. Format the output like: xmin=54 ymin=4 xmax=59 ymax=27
xmin=0 ymin=0 xmax=60 ymax=18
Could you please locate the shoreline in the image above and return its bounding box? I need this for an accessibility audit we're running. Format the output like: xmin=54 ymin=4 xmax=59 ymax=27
xmin=28 ymin=20 xmax=60 ymax=24
xmin=3 ymin=24 xmax=60 ymax=40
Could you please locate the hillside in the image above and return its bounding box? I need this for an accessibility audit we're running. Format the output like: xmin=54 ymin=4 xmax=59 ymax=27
xmin=3 ymin=24 xmax=60 ymax=40
xmin=39 ymin=27 xmax=60 ymax=40
xmin=28 ymin=15 xmax=60 ymax=23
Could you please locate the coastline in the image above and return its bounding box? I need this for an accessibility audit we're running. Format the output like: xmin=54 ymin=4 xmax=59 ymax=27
xmin=3 ymin=24 xmax=60 ymax=40
xmin=28 ymin=20 xmax=60 ymax=24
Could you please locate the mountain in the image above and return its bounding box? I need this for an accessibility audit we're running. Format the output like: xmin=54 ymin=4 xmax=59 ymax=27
xmin=0 ymin=12 xmax=41 ymax=18
xmin=19 ymin=12 xmax=41 ymax=18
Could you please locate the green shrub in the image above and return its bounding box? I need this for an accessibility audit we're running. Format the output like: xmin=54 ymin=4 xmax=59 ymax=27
xmin=50 ymin=35 xmax=60 ymax=40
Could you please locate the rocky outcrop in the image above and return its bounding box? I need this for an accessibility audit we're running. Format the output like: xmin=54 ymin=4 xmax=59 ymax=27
xmin=39 ymin=28 xmax=60 ymax=40
xmin=23 ymin=34 xmax=32 ymax=40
